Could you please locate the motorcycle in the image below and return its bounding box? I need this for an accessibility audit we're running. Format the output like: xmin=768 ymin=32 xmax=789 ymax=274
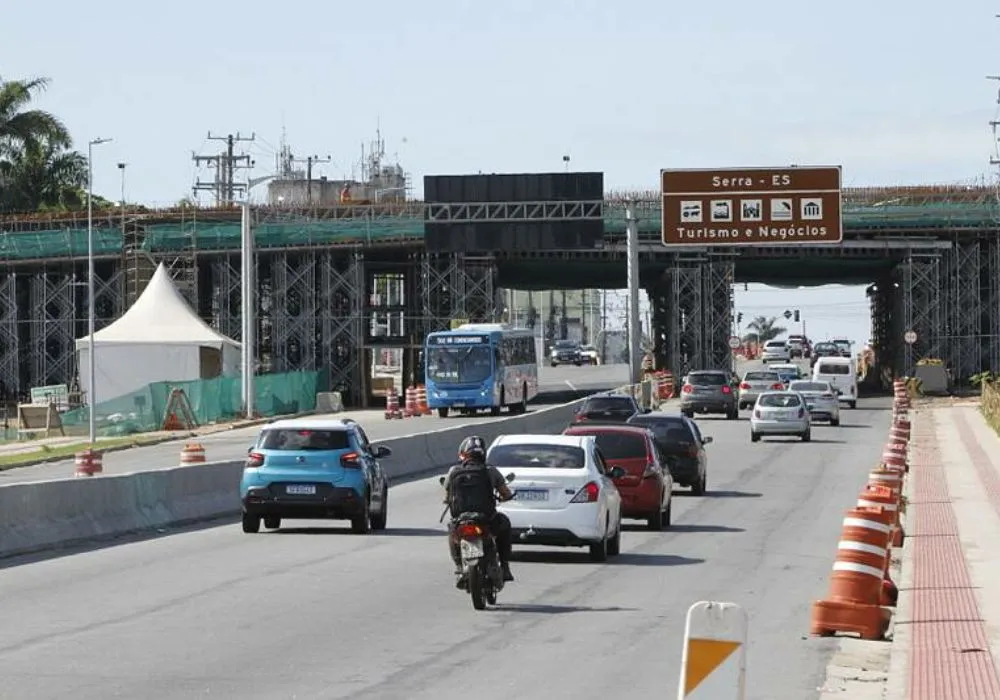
xmin=439 ymin=472 xmax=515 ymax=611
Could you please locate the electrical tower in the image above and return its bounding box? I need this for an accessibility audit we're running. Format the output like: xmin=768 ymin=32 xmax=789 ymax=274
xmin=192 ymin=132 xmax=256 ymax=206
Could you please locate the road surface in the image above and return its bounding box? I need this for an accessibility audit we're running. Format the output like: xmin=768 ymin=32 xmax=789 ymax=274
xmin=0 ymin=364 xmax=628 ymax=486
xmin=0 ymin=396 xmax=893 ymax=700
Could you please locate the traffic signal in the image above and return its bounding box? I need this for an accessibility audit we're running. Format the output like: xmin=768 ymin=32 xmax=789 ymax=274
xmin=794 ymin=310 xmax=800 ymax=322
xmin=736 ymin=312 xmax=743 ymax=323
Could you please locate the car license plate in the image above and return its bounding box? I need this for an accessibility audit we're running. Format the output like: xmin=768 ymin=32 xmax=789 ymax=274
xmin=514 ymin=489 xmax=548 ymax=501
xmin=460 ymin=539 xmax=484 ymax=558
xmin=452 ymin=402 xmax=465 ymax=408
xmin=286 ymin=484 xmax=316 ymax=495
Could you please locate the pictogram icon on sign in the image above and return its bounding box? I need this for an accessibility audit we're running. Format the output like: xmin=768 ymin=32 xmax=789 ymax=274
xmin=740 ymin=200 xmax=762 ymax=222
xmin=770 ymin=198 xmax=793 ymax=221
xmin=710 ymin=200 xmax=733 ymax=222
xmin=681 ymin=201 xmax=703 ymax=222
xmin=801 ymin=197 xmax=823 ymax=220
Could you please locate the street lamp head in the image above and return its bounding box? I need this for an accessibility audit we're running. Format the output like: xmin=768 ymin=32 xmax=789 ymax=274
xmin=117 ymin=162 xmax=127 ymax=169
xmin=89 ymin=137 xmax=113 ymax=146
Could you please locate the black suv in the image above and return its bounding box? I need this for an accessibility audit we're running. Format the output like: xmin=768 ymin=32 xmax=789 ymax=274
xmin=569 ymin=394 xmax=645 ymax=425
xmin=550 ymin=340 xmax=582 ymax=367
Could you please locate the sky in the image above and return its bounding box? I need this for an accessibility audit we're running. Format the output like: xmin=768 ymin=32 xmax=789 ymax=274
xmin=6 ymin=0 xmax=999 ymax=349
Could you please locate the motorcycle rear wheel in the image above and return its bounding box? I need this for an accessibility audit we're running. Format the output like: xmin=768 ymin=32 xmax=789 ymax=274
xmin=469 ymin=562 xmax=487 ymax=610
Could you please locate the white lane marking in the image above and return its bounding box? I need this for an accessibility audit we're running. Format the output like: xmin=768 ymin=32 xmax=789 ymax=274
xmin=565 ymin=380 xmax=578 ymax=392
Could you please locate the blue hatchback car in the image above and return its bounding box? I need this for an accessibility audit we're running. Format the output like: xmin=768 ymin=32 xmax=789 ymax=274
xmin=239 ymin=418 xmax=391 ymax=534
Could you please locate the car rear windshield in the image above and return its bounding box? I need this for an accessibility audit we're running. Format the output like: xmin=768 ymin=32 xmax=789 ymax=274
xmin=790 ymin=382 xmax=829 ymax=392
xmin=589 ymin=432 xmax=649 ymax=460
xmin=687 ymin=373 xmax=726 ymax=386
xmin=744 ymin=371 xmax=779 ymax=381
xmin=581 ymin=397 xmax=634 ymax=412
xmin=258 ymin=429 xmax=351 ymax=451
xmin=488 ymin=444 xmax=585 ymax=469
xmin=765 ymin=341 xmax=786 ymax=347
xmin=628 ymin=417 xmax=693 ymax=445
xmin=758 ymin=394 xmax=803 ymax=408
xmin=817 ymin=363 xmax=851 ymax=375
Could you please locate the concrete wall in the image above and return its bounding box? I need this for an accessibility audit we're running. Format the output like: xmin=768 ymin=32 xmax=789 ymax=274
xmin=0 ymin=398 xmax=586 ymax=560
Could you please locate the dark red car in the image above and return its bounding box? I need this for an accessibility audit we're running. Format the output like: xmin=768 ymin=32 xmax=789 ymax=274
xmin=563 ymin=424 xmax=673 ymax=530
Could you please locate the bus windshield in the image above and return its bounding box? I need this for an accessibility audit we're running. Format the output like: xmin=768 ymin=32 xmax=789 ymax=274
xmin=427 ymin=344 xmax=494 ymax=384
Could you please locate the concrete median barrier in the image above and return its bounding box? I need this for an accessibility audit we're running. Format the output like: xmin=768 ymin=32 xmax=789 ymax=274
xmin=0 ymin=398 xmax=586 ymax=559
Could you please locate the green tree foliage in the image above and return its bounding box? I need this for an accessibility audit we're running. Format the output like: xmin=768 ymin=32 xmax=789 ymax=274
xmin=742 ymin=315 xmax=786 ymax=343
xmin=0 ymin=76 xmax=89 ymax=214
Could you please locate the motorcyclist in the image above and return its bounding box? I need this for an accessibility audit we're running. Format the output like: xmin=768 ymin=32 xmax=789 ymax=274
xmin=441 ymin=435 xmax=515 ymax=585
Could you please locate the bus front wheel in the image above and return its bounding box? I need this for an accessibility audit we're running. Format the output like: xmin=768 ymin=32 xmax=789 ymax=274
xmin=437 ymin=407 xmax=449 ymax=418
xmin=490 ymin=389 xmax=504 ymax=417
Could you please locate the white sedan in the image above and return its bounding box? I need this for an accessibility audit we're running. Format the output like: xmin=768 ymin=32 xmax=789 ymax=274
xmin=487 ymin=433 xmax=623 ymax=562
xmin=788 ymin=379 xmax=841 ymax=426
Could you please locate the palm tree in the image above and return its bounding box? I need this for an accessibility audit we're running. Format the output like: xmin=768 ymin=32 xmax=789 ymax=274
xmin=0 ymin=139 xmax=87 ymax=211
xmin=743 ymin=315 xmax=786 ymax=344
xmin=0 ymin=77 xmax=71 ymax=154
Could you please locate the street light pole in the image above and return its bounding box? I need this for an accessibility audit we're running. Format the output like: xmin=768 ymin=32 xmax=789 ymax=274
xmin=117 ymin=162 xmax=127 ymax=236
xmin=87 ymin=137 xmax=113 ymax=445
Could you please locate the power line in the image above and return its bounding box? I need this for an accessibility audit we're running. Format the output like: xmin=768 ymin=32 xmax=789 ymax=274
xmin=192 ymin=131 xmax=256 ymax=206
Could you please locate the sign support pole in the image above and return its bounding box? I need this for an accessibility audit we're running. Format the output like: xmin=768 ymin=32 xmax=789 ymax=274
xmin=626 ymin=201 xmax=642 ymax=386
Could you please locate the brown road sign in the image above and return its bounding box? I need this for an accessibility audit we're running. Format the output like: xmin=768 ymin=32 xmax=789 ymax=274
xmin=660 ymin=166 xmax=843 ymax=247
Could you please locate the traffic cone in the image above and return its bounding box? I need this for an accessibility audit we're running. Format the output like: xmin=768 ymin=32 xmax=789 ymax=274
xmin=810 ymin=507 xmax=894 ymax=640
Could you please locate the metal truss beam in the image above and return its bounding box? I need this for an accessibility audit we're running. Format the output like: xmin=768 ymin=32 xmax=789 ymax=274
xmin=421 ymin=254 xmax=456 ymax=335
xmin=28 ymin=272 xmax=76 ymax=387
xmin=425 ymin=201 xmax=603 ymax=223
xmin=270 ymin=252 xmax=318 ymax=372
xmin=452 ymin=255 xmax=501 ymax=322
xmin=704 ymin=261 xmax=735 ymax=370
xmin=0 ymin=274 xmax=18 ymax=398
xmin=319 ymin=251 xmax=364 ymax=405
xmin=897 ymin=254 xmax=943 ymax=373
xmin=93 ymin=267 xmax=124 ymax=332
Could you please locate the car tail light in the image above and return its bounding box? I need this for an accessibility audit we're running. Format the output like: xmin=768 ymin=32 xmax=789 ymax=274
xmin=721 ymin=385 xmax=732 ymax=394
xmin=771 ymin=383 xmax=784 ymax=390
xmin=798 ymin=407 xmax=805 ymax=418
xmin=687 ymin=444 xmax=699 ymax=457
xmin=340 ymin=452 xmax=361 ymax=468
xmin=456 ymin=523 xmax=483 ymax=538
xmin=754 ymin=410 xmax=761 ymax=419
xmin=570 ymin=481 xmax=600 ymax=503
xmin=682 ymin=385 xmax=693 ymax=393
xmin=246 ymin=452 xmax=265 ymax=468
xmin=739 ymin=382 xmax=750 ymax=390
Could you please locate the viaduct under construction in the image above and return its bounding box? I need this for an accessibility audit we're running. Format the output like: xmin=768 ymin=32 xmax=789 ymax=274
xmin=0 ymin=176 xmax=997 ymax=408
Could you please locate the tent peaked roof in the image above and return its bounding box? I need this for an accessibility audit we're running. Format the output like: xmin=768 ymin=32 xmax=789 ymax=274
xmin=75 ymin=263 xmax=240 ymax=347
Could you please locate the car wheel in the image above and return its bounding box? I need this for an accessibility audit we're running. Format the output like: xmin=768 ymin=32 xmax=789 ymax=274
xmin=682 ymin=409 xmax=694 ymax=418
xmin=801 ymin=430 xmax=812 ymax=443
xmin=607 ymin=521 xmax=622 ymax=556
xmin=848 ymin=401 xmax=857 ymax=409
xmin=588 ymin=525 xmax=609 ymax=562
xmin=691 ymin=473 xmax=706 ymax=496
xmin=727 ymin=408 xmax=738 ymax=420
xmin=370 ymin=484 xmax=388 ymax=531
xmin=241 ymin=513 xmax=260 ymax=534
xmin=661 ymin=501 xmax=672 ymax=528
xmin=750 ymin=432 xmax=760 ymax=443
xmin=351 ymin=496 xmax=372 ymax=534
xmin=647 ymin=500 xmax=664 ymax=531
xmin=263 ymin=516 xmax=281 ymax=530
xmin=830 ymin=417 xmax=840 ymax=427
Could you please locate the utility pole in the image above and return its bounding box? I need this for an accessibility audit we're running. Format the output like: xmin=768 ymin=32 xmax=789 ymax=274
xmin=192 ymin=131 xmax=256 ymax=207
xmin=289 ymin=154 xmax=332 ymax=206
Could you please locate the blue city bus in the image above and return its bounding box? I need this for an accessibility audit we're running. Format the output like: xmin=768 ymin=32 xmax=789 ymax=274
xmin=424 ymin=323 xmax=539 ymax=418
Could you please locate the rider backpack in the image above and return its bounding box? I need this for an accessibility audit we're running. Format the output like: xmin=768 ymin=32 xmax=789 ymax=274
xmin=448 ymin=463 xmax=496 ymax=518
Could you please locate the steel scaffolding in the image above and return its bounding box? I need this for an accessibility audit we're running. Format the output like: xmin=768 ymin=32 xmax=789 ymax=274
xmin=986 ymin=237 xmax=1000 ymax=372
xmin=943 ymin=240 xmax=982 ymax=379
xmin=896 ymin=254 xmax=943 ymax=373
xmin=420 ymin=254 xmax=500 ymax=326
xmin=28 ymin=272 xmax=76 ymax=387
xmin=270 ymin=252 xmax=318 ymax=372
xmin=208 ymin=254 xmax=243 ymax=342
xmin=318 ymin=251 xmax=364 ymax=404
xmin=0 ymin=274 xmax=18 ymax=398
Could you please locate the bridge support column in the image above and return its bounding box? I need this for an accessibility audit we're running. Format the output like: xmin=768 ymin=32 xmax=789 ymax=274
xmin=319 ymin=251 xmax=365 ymax=407
xmin=895 ymin=253 xmax=943 ymax=376
xmin=944 ymin=240 xmax=983 ymax=381
xmin=986 ymin=237 xmax=1000 ymax=373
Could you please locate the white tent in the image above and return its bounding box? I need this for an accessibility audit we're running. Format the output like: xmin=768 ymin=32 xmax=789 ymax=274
xmin=75 ymin=263 xmax=241 ymax=403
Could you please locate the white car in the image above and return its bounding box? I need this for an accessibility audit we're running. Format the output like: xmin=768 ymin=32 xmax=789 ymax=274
xmin=761 ymin=340 xmax=791 ymax=363
xmin=487 ymin=433 xmax=623 ymax=562
xmin=750 ymin=390 xmax=812 ymax=442
xmin=579 ymin=345 xmax=600 ymax=365
xmin=788 ymin=379 xmax=841 ymax=426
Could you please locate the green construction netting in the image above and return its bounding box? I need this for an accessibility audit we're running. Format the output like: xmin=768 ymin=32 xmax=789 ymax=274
xmin=60 ymin=369 xmax=328 ymax=437
xmin=1 ymin=202 xmax=998 ymax=261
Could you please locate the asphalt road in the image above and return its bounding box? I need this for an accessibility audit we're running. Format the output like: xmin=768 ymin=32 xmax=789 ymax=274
xmin=0 ymin=397 xmax=894 ymax=700
xmin=0 ymin=364 xmax=627 ymax=486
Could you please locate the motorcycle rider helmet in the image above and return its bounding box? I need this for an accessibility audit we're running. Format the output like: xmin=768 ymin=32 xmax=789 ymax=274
xmin=458 ymin=435 xmax=487 ymax=463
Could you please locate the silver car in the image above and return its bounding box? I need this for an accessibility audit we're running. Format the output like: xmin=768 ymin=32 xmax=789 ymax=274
xmin=788 ymin=380 xmax=841 ymax=426
xmin=750 ymin=391 xmax=811 ymax=443
xmin=761 ymin=340 xmax=790 ymax=363
xmin=738 ymin=370 xmax=784 ymax=410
